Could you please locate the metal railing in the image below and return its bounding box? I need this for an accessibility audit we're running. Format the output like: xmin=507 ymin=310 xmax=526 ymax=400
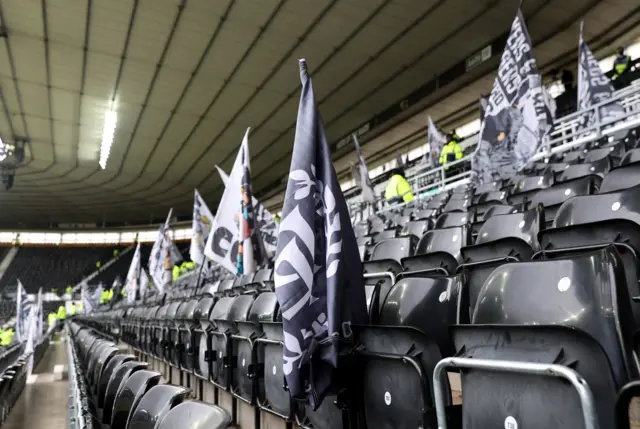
xmin=348 ymin=78 xmax=640 ymax=214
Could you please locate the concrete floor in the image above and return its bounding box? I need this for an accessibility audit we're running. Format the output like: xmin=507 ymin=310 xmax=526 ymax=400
xmin=3 ymin=335 xmax=68 ymax=429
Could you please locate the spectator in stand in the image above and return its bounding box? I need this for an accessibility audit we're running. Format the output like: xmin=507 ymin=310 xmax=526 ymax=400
xmin=554 ymin=69 xmax=578 ymax=117
xmin=612 ymin=46 xmax=632 ymax=89
xmin=384 ymin=167 xmax=414 ymax=205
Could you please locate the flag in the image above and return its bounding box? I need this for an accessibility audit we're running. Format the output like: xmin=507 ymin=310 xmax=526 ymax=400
xmin=479 ymin=95 xmax=489 ymax=122
xmin=427 ymin=116 xmax=447 ymax=167
xmin=24 ymin=305 xmax=37 ymax=377
xmin=139 ymin=268 xmax=150 ymax=301
xmin=578 ymin=21 xmax=624 ymax=130
xmin=205 ymin=130 xmax=268 ymax=275
xmin=190 ymin=190 xmax=215 ymax=266
xmin=125 ymin=242 xmax=141 ymax=304
xmin=81 ymin=282 xmax=101 ymax=315
xmin=15 ymin=280 xmax=29 ymax=342
xmin=215 ymin=165 xmax=278 ymax=254
xmin=274 ymin=59 xmax=368 ymax=408
xmin=36 ymin=288 xmax=43 ymax=342
xmin=395 ymin=151 xmax=404 ymax=168
xmin=472 ymin=9 xmax=554 ymax=184
xmin=352 ymin=134 xmax=376 ymax=203
xmin=149 ymin=209 xmax=180 ymax=292
xmin=236 ymin=130 xmax=268 ymax=275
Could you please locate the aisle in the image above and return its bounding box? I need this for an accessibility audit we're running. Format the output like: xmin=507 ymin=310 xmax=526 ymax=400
xmin=3 ymin=333 xmax=68 ymax=429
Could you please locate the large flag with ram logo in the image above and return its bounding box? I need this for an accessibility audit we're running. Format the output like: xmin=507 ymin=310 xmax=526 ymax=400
xmin=274 ymin=59 xmax=368 ymax=408
xmin=205 ymin=129 xmax=268 ymax=275
xmin=190 ymin=190 xmax=215 ymax=267
xmin=472 ymin=9 xmax=554 ymax=183
xmin=578 ymin=21 xmax=625 ymax=131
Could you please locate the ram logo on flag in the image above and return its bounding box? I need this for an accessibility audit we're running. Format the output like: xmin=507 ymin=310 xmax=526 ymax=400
xmin=578 ymin=22 xmax=625 ymax=131
xmin=81 ymin=282 xmax=101 ymax=315
xmin=125 ymin=242 xmax=141 ymax=304
xmin=472 ymin=9 xmax=554 ymax=184
xmin=215 ymin=165 xmax=278 ymax=254
xmin=274 ymin=59 xmax=368 ymax=408
xmin=190 ymin=190 xmax=215 ymax=266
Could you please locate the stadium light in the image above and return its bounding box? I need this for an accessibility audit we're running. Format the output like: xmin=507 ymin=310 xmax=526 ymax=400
xmin=99 ymin=110 xmax=117 ymax=169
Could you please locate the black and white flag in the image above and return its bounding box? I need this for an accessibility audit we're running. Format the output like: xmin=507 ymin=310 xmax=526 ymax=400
xmin=125 ymin=242 xmax=141 ymax=304
xmin=352 ymin=134 xmax=376 ymax=203
xmin=578 ymin=22 xmax=625 ymax=131
xmin=427 ymin=116 xmax=446 ymax=167
xmin=215 ymin=165 xmax=278 ymax=255
xmin=472 ymin=10 xmax=554 ymax=184
xmin=479 ymin=95 xmax=489 ymax=122
xmin=274 ymin=60 xmax=368 ymax=408
xmin=190 ymin=190 xmax=215 ymax=267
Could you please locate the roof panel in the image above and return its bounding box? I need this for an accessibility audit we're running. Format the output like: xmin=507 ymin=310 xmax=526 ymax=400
xmin=84 ymin=51 xmax=120 ymax=100
xmin=51 ymin=87 xmax=78 ymax=123
xmin=46 ymin=1 xmax=87 ymax=49
xmin=205 ymin=82 xmax=255 ymax=122
xmin=49 ymin=43 xmax=84 ymax=92
xmin=3 ymin=1 xmax=44 ymax=38
xmin=89 ymin=0 xmax=133 ymax=57
xmin=145 ymin=67 xmax=191 ymax=110
xmin=18 ymin=81 xmax=51 ymax=119
xmin=116 ymin=58 xmax=156 ymax=105
xmin=179 ymin=72 xmax=225 ymax=115
xmin=126 ymin=0 xmax=178 ymax=64
xmin=10 ymin=36 xmax=47 ymax=85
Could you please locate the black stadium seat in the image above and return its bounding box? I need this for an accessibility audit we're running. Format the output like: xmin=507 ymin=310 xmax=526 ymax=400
xmin=401 ymin=226 xmax=469 ymax=276
xmin=527 ymin=176 xmax=595 ymax=224
xmin=451 ymin=248 xmax=637 ymax=429
xmin=557 ymin=156 xmax=610 ymax=184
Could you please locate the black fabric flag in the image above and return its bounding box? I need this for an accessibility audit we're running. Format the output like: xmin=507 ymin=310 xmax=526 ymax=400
xmin=274 ymin=59 xmax=368 ymax=409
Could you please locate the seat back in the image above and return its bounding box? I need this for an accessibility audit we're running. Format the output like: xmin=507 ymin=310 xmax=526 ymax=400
xmin=98 ymin=354 xmax=134 ymax=408
xmin=370 ymin=236 xmax=418 ymax=263
xmin=103 ymin=361 xmax=148 ymax=424
xmin=441 ymin=197 xmax=470 ymax=213
xmin=558 ymin=156 xmax=610 ymax=183
xmin=620 ymin=148 xmax=640 ymax=166
xmin=356 ymin=276 xmax=459 ymax=429
xmin=404 ymin=219 xmax=432 ymax=239
xmin=111 ymin=370 xmax=161 ymax=429
xmin=599 ymin=163 xmax=640 ymax=193
xmin=528 ymin=176 xmax=595 ymax=224
xmin=156 ymin=401 xmax=231 ymax=429
xmin=401 ymin=226 xmax=468 ymax=275
xmin=127 ymin=384 xmax=190 ymax=429
xmin=435 ymin=212 xmax=472 ymax=229
xmin=452 ymin=248 xmax=636 ymax=429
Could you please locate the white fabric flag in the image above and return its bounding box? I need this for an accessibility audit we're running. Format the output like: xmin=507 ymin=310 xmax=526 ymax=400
xmin=139 ymin=268 xmax=150 ymax=301
xmin=148 ymin=209 xmax=180 ymax=292
xmin=215 ymin=164 xmax=278 ymax=254
xmin=125 ymin=242 xmax=141 ymax=304
xmin=24 ymin=306 xmax=37 ymax=377
xmin=190 ymin=190 xmax=215 ymax=266
xmin=427 ymin=116 xmax=447 ymax=167
xmin=205 ymin=129 xmax=265 ymax=274
xmin=36 ymin=288 xmax=43 ymax=342
xmin=16 ymin=280 xmax=28 ymax=342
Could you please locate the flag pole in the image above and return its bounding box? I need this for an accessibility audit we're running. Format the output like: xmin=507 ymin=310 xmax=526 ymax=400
xmin=194 ymin=261 xmax=207 ymax=297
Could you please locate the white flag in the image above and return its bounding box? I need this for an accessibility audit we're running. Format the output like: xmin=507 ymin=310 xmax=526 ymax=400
xmin=125 ymin=242 xmax=141 ymax=304
xmin=24 ymin=306 xmax=37 ymax=377
xmin=215 ymin=164 xmax=278 ymax=254
xmin=427 ymin=116 xmax=447 ymax=167
xmin=139 ymin=268 xmax=150 ymax=301
xmin=148 ymin=209 xmax=180 ymax=292
xmin=16 ymin=280 xmax=28 ymax=342
xmin=36 ymin=288 xmax=43 ymax=342
xmin=190 ymin=190 xmax=215 ymax=266
xmin=206 ymin=129 xmax=267 ymax=274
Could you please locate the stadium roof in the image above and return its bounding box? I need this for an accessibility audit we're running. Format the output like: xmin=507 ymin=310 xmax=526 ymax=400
xmin=0 ymin=0 xmax=639 ymax=225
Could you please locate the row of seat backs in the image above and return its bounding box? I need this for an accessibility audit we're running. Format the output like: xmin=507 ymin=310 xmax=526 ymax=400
xmin=70 ymin=323 xmax=231 ymax=429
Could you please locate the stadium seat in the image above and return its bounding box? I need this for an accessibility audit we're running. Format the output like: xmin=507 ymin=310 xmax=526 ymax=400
xmin=562 ymin=150 xmax=585 ymax=164
xmin=557 ymin=156 xmax=610 ymax=185
xmin=414 ymin=208 xmax=438 ymax=219
xmin=102 ymin=360 xmax=148 ymax=424
xmin=469 ymin=190 xmax=508 ymax=218
xmin=255 ymin=297 xmax=292 ymax=419
xmin=435 ymin=212 xmax=473 ymax=229
xmin=620 ymin=148 xmax=640 ymax=166
xmin=599 ymin=163 xmax=640 ymax=193
xmin=208 ymin=297 xmax=236 ymax=389
xmin=585 ymin=141 xmax=626 ymax=166
xmin=111 ymin=369 xmax=162 ymax=428
xmin=480 ymin=203 xmax=518 ymax=221
xmin=194 ymin=295 xmax=216 ymax=380
xmin=127 ymin=384 xmax=190 ymax=429
xmin=97 ymin=354 xmax=135 ymax=408
xmin=459 ymin=208 xmax=543 ymax=320
xmin=451 ymin=248 xmax=637 ymax=429
xmin=354 ymin=276 xmax=460 ymax=429
xmin=404 ymin=219 xmax=432 ymax=239
xmin=441 ymin=196 xmax=470 ymax=213
xmin=527 ymin=176 xmax=595 ymax=225
xmin=401 ymin=226 xmax=469 ymax=276
xmin=155 ymin=400 xmax=231 ymax=429
xmin=508 ymin=173 xmax=554 ymax=206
